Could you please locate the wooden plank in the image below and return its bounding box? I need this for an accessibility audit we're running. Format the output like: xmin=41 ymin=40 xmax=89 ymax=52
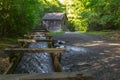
xmin=18 ymin=39 xmax=54 ymax=43
xmin=24 ymin=34 xmax=52 ymax=37
xmin=32 ymin=30 xmax=49 ymax=32
xmin=31 ymin=32 xmax=50 ymax=35
xmin=0 ymin=72 xmax=93 ymax=80
xmin=18 ymin=39 xmax=36 ymax=42
xmin=53 ymin=53 xmax=62 ymax=72
xmin=4 ymin=48 xmax=66 ymax=53
xmin=28 ymin=32 xmax=49 ymax=34
xmin=0 ymin=72 xmax=84 ymax=80
xmin=24 ymin=34 xmax=52 ymax=38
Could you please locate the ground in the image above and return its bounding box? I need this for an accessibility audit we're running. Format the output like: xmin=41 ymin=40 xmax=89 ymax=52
xmin=0 ymin=38 xmax=17 ymax=74
xmin=53 ymin=32 xmax=120 ymax=80
xmin=0 ymin=50 xmax=9 ymax=74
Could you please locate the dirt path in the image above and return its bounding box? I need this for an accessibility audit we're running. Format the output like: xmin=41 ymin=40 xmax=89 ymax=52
xmin=53 ymin=32 xmax=120 ymax=80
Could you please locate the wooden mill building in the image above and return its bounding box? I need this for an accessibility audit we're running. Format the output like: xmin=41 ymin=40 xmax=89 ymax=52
xmin=42 ymin=13 xmax=68 ymax=31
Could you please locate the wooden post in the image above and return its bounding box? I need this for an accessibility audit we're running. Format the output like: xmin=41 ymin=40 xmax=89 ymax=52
xmin=53 ymin=53 xmax=62 ymax=72
xmin=52 ymin=53 xmax=63 ymax=72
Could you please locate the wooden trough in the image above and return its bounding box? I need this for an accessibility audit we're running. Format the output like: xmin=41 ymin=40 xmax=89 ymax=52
xmin=2 ymin=27 xmax=94 ymax=80
xmin=4 ymin=48 xmax=65 ymax=72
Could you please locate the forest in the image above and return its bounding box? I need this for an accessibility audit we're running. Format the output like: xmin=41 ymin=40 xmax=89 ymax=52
xmin=0 ymin=0 xmax=120 ymax=37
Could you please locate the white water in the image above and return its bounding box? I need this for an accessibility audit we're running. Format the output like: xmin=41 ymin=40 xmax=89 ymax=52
xmin=14 ymin=35 xmax=54 ymax=73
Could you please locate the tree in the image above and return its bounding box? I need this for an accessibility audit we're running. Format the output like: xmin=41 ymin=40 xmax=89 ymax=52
xmin=0 ymin=0 xmax=64 ymax=37
xmin=63 ymin=0 xmax=120 ymax=31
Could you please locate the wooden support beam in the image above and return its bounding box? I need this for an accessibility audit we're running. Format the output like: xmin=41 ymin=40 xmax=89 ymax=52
xmin=24 ymin=34 xmax=52 ymax=39
xmin=0 ymin=72 xmax=93 ymax=80
xmin=30 ymin=32 xmax=50 ymax=36
xmin=18 ymin=39 xmax=55 ymax=43
xmin=18 ymin=39 xmax=36 ymax=42
xmin=4 ymin=48 xmax=66 ymax=53
xmin=32 ymin=30 xmax=49 ymax=32
xmin=53 ymin=53 xmax=62 ymax=72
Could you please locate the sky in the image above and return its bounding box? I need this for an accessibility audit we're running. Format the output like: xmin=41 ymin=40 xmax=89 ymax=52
xmin=58 ymin=0 xmax=64 ymax=3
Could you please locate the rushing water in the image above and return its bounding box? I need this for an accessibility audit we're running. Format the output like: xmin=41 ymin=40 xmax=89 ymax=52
xmin=54 ymin=40 xmax=89 ymax=72
xmin=14 ymin=34 xmax=54 ymax=73
xmin=61 ymin=45 xmax=89 ymax=72
xmin=14 ymin=35 xmax=89 ymax=73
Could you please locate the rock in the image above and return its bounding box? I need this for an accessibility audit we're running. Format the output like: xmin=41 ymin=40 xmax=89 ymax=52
xmin=54 ymin=43 xmax=60 ymax=47
xmin=58 ymin=40 xmax=66 ymax=44
xmin=59 ymin=45 xmax=65 ymax=48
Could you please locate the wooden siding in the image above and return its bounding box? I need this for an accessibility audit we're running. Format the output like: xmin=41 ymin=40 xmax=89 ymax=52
xmin=42 ymin=13 xmax=68 ymax=31
xmin=43 ymin=20 xmax=62 ymax=31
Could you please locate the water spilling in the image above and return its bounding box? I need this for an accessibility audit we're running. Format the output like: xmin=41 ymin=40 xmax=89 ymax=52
xmin=61 ymin=45 xmax=90 ymax=72
xmin=14 ymin=34 xmax=54 ymax=73
xmin=54 ymin=40 xmax=89 ymax=72
xmin=65 ymin=46 xmax=87 ymax=53
xmin=14 ymin=37 xmax=89 ymax=73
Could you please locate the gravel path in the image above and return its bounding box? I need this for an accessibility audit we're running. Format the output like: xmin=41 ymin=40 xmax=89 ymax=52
xmin=53 ymin=32 xmax=120 ymax=80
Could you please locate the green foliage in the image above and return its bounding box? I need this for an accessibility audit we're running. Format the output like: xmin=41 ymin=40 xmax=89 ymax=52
xmin=62 ymin=0 xmax=120 ymax=31
xmin=1 ymin=0 xmax=120 ymax=37
xmin=86 ymin=0 xmax=120 ymax=30
xmin=0 ymin=38 xmax=17 ymax=49
xmin=0 ymin=0 xmax=64 ymax=37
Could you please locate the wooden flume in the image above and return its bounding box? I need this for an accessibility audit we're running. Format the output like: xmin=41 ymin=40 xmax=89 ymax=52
xmin=3 ymin=27 xmax=93 ymax=80
xmin=4 ymin=29 xmax=65 ymax=73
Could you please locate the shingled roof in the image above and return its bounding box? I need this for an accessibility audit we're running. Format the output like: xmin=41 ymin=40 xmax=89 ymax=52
xmin=42 ymin=13 xmax=66 ymax=20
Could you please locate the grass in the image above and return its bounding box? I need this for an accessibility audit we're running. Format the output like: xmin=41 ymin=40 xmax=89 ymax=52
xmin=0 ymin=38 xmax=17 ymax=49
xmin=84 ymin=31 xmax=113 ymax=37
xmin=80 ymin=30 xmax=120 ymax=41
xmin=50 ymin=31 xmax=64 ymax=36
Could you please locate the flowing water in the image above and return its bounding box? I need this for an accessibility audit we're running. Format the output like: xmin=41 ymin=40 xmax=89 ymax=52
xmin=61 ymin=45 xmax=90 ymax=72
xmin=14 ymin=34 xmax=54 ymax=73
xmin=61 ymin=45 xmax=89 ymax=72
xmin=53 ymin=40 xmax=89 ymax=72
xmin=14 ymin=34 xmax=89 ymax=73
